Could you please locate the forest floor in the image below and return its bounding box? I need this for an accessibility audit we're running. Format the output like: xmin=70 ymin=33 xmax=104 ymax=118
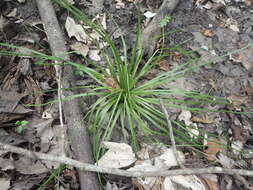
xmin=0 ymin=0 xmax=253 ymax=189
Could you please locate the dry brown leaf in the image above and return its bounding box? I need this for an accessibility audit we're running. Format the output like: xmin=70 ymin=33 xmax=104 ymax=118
xmin=204 ymin=138 xmax=222 ymax=161
xmin=202 ymin=29 xmax=214 ymax=37
xmin=232 ymin=46 xmax=253 ymax=71
xmin=209 ymin=79 xmax=218 ymax=91
xmin=24 ymin=76 xmax=44 ymax=114
xmin=200 ymin=176 xmax=218 ymax=190
xmin=70 ymin=41 xmax=89 ymax=57
xmin=104 ymin=76 xmax=119 ymax=89
xmin=244 ymin=0 xmax=252 ymax=6
xmin=191 ymin=114 xmax=214 ymax=124
xmin=227 ymin=94 xmax=248 ymax=108
xmin=243 ymin=86 xmax=253 ymax=96
xmin=158 ymin=60 xmax=170 ymax=71
xmin=172 ymin=51 xmax=182 ymax=61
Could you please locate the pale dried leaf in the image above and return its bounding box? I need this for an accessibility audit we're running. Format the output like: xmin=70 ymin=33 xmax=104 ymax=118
xmin=231 ymin=140 xmax=243 ymax=155
xmin=65 ymin=16 xmax=88 ymax=42
xmin=232 ymin=47 xmax=253 ymax=71
xmin=164 ymin=177 xmax=175 ymax=190
xmin=202 ymin=29 xmax=214 ymax=37
xmin=158 ymin=60 xmax=170 ymax=71
xmin=200 ymin=175 xmax=218 ymax=190
xmin=191 ymin=115 xmax=214 ymax=124
xmin=14 ymin=157 xmax=48 ymax=174
xmin=6 ymin=8 xmax=17 ymax=17
xmin=217 ymin=153 xmax=235 ymax=168
xmin=90 ymin=31 xmax=101 ymax=41
xmin=42 ymin=124 xmax=66 ymax=169
xmin=0 ymin=178 xmax=10 ymax=190
xmin=89 ymin=49 xmax=101 ymax=61
xmin=70 ymin=42 xmax=89 ymax=57
xmin=170 ymin=175 xmax=205 ymax=190
xmin=101 ymin=13 xmax=107 ymax=30
xmin=67 ymin=0 xmax=75 ymax=4
xmin=97 ymin=142 xmax=136 ymax=168
xmin=244 ymin=0 xmax=252 ymax=6
xmin=30 ymin=118 xmax=54 ymax=152
xmin=213 ymin=0 xmax=226 ymax=4
xmin=157 ymin=148 xmax=185 ymax=168
xmin=227 ymin=94 xmax=248 ymax=107
xmin=106 ymin=182 xmax=119 ymax=190
xmin=0 ymin=158 xmax=15 ymax=170
xmin=115 ymin=0 xmax=125 ymax=9
xmin=144 ymin=11 xmax=157 ymax=18
xmin=178 ymin=110 xmax=192 ymax=126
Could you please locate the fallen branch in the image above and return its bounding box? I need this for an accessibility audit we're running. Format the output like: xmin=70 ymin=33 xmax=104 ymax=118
xmin=1 ymin=142 xmax=253 ymax=177
xmin=35 ymin=0 xmax=99 ymax=189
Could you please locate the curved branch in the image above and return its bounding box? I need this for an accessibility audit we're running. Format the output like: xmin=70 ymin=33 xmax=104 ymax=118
xmin=1 ymin=142 xmax=253 ymax=177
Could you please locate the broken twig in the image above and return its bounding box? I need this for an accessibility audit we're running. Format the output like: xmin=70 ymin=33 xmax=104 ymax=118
xmin=160 ymin=99 xmax=185 ymax=168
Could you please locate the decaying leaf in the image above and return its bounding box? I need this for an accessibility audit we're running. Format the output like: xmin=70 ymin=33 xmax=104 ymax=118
xmin=24 ymin=76 xmax=44 ymax=114
xmin=132 ymin=176 xmax=165 ymax=190
xmin=244 ymin=0 xmax=252 ymax=6
xmin=157 ymin=59 xmax=170 ymax=71
xmin=0 ymin=158 xmax=15 ymax=171
xmin=227 ymin=94 xmax=248 ymax=109
xmin=97 ymin=142 xmax=136 ymax=168
xmin=157 ymin=148 xmax=185 ymax=168
xmin=178 ymin=110 xmax=192 ymax=126
xmin=0 ymin=177 xmax=10 ymax=190
xmin=217 ymin=153 xmax=235 ymax=168
xmin=65 ymin=16 xmax=88 ymax=42
xmin=191 ymin=114 xmax=214 ymax=124
xmin=209 ymin=79 xmax=218 ymax=91
xmin=9 ymin=174 xmax=46 ymax=190
xmin=224 ymin=18 xmax=239 ymax=32
xmin=0 ymin=90 xmax=33 ymax=125
xmin=170 ymin=175 xmax=205 ymax=190
xmin=27 ymin=118 xmax=54 ymax=152
xmin=204 ymin=138 xmax=222 ymax=161
xmin=202 ymin=29 xmax=214 ymax=37
xmin=88 ymin=49 xmax=101 ymax=61
xmin=104 ymin=76 xmax=119 ymax=89
xmin=200 ymin=174 xmax=218 ymax=190
xmin=231 ymin=46 xmax=253 ymax=72
xmin=115 ymin=0 xmax=125 ymax=9
xmin=144 ymin=11 xmax=157 ymax=18
xmin=70 ymin=41 xmax=89 ymax=57
xmin=14 ymin=156 xmax=48 ymax=174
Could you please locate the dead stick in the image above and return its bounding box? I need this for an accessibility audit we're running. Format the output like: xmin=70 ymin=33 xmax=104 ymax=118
xmin=160 ymin=99 xmax=185 ymax=168
xmin=1 ymin=142 xmax=253 ymax=177
xmin=35 ymin=0 xmax=99 ymax=189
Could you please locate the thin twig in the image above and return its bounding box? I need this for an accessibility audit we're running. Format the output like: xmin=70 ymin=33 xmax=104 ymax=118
xmin=160 ymin=99 xmax=185 ymax=168
xmin=1 ymin=142 xmax=253 ymax=177
xmin=57 ymin=68 xmax=64 ymax=127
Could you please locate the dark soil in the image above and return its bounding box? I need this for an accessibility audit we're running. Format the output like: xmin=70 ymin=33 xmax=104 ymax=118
xmin=0 ymin=0 xmax=253 ymax=189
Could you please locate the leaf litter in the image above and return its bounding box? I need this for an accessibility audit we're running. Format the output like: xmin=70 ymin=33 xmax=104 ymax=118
xmin=1 ymin=0 xmax=253 ymax=189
